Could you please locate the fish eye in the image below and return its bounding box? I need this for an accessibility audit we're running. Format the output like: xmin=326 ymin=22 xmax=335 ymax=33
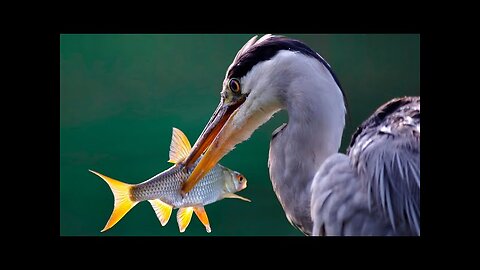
xmin=228 ymin=78 xmax=241 ymax=94
xmin=238 ymin=175 xmax=244 ymax=182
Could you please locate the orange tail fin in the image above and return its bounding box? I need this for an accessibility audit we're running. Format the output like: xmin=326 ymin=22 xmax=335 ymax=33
xmin=89 ymin=170 xmax=138 ymax=232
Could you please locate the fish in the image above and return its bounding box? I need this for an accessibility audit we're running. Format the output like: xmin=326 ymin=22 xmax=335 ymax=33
xmin=89 ymin=127 xmax=250 ymax=233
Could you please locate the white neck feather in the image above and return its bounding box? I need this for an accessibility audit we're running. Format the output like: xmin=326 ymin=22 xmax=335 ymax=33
xmin=265 ymin=51 xmax=346 ymax=234
xmin=284 ymin=53 xmax=346 ymax=165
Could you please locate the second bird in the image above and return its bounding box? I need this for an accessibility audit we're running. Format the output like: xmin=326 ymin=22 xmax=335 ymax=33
xmin=90 ymin=128 xmax=250 ymax=233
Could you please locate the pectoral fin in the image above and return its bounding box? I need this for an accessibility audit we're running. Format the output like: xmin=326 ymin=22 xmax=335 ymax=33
xmin=148 ymin=199 xmax=173 ymax=226
xmin=168 ymin=128 xmax=192 ymax=164
xmin=223 ymin=193 xmax=251 ymax=202
xmin=193 ymin=206 xmax=211 ymax=233
xmin=177 ymin=207 xmax=194 ymax=233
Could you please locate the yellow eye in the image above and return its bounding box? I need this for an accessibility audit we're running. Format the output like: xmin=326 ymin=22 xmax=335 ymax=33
xmin=237 ymin=175 xmax=244 ymax=182
xmin=228 ymin=78 xmax=241 ymax=93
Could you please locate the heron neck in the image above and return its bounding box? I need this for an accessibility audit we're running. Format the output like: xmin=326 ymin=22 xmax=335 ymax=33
xmin=286 ymin=85 xmax=345 ymax=166
xmin=271 ymin=72 xmax=345 ymax=234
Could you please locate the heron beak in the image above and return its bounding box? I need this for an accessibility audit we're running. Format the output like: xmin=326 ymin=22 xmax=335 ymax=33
xmin=181 ymin=97 xmax=246 ymax=194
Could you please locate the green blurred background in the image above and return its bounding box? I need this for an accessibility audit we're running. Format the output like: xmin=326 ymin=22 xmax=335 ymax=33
xmin=60 ymin=34 xmax=419 ymax=236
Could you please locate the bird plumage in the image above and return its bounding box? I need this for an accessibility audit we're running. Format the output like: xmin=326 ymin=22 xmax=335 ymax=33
xmin=347 ymin=96 xmax=420 ymax=234
xmin=311 ymin=97 xmax=420 ymax=235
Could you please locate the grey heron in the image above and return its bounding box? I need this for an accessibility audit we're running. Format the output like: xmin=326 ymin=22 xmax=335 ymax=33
xmin=180 ymin=35 xmax=420 ymax=236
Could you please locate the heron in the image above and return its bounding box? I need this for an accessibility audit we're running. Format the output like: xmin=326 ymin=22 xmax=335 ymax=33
xmin=179 ymin=34 xmax=420 ymax=236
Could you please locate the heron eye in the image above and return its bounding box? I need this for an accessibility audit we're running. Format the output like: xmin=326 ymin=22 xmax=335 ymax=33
xmin=228 ymin=78 xmax=241 ymax=93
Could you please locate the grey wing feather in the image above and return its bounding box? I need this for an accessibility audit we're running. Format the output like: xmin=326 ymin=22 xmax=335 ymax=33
xmin=311 ymin=96 xmax=420 ymax=236
xmin=311 ymin=153 xmax=404 ymax=235
xmin=347 ymin=96 xmax=420 ymax=235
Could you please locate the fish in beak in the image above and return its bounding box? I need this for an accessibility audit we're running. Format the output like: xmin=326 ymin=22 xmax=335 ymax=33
xmin=181 ymin=87 xmax=282 ymax=194
xmin=181 ymin=34 xmax=284 ymax=195
xmin=181 ymin=95 xmax=246 ymax=195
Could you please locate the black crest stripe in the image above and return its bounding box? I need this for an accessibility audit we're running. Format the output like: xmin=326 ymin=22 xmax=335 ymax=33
xmin=228 ymin=36 xmax=346 ymax=106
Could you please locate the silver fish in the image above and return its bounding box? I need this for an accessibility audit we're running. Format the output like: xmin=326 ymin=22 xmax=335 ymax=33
xmin=90 ymin=128 xmax=250 ymax=233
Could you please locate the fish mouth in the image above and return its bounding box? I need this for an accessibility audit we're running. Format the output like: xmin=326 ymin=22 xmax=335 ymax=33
xmin=181 ymin=97 xmax=245 ymax=195
xmin=240 ymin=181 xmax=247 ymax=190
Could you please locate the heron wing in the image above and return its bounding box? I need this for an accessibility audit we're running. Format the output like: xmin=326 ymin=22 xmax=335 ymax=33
xmin=311 ymin=153 xmax=401 ymax=235
xmin=347 ymin=96 xmax=420 ymax=235
xmin=311 ymin=97 xmax=420 ymax=236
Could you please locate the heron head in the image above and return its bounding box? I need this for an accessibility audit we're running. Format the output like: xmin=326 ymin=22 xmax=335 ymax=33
xmin=181 ymin=34 xmax=335 ymax=194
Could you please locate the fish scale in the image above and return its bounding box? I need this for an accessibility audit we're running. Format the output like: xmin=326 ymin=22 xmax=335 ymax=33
xmin=131 ymin=162 xmax=225 ymax=208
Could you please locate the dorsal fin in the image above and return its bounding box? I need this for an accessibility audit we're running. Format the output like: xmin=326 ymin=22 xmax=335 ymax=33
xmin=168 ymin=128 xmax=192 ymax=164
